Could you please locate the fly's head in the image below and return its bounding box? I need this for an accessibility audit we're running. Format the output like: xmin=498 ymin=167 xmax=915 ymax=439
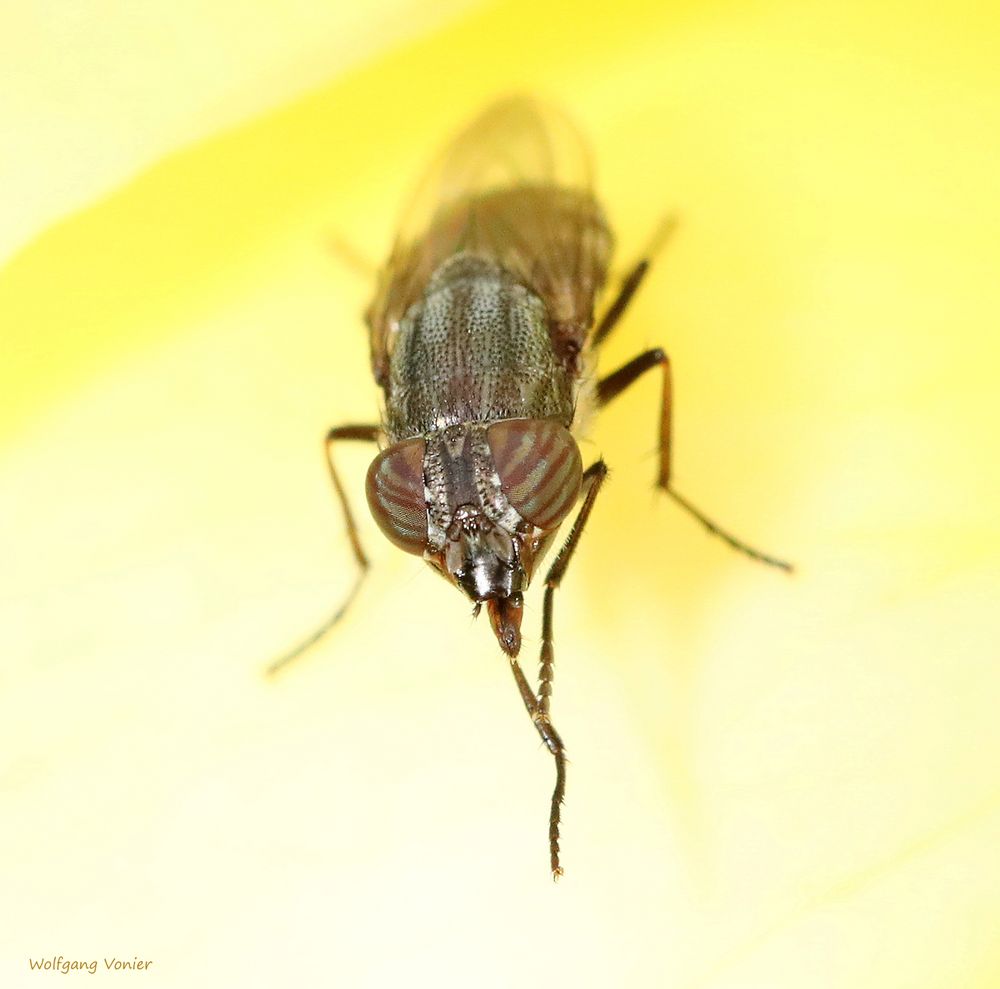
xmin=365 ymin=419 xmax=582 ymax=657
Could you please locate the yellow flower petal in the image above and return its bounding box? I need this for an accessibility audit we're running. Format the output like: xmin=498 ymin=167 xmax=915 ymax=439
xmin=2 ymin=1 xmax=999 ymax=987
xmin=0 ymin=0 xmax=479 ymax=262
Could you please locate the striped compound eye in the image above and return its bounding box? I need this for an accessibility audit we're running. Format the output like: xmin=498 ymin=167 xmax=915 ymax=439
xmin=365 ymin=439 xmax=428 ymax=555
xmin=487 ymin=420 xmax=582 ymax=531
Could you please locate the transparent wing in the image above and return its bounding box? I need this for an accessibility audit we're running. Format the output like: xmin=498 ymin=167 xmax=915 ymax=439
xmin=367 ymin=97 xmax=613 ymax=384
xmin=397 ymin=96 xmax=594 ymax=242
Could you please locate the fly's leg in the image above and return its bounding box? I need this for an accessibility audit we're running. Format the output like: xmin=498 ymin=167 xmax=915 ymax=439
xmin=592 ymin=215 xmax=677 ymax=348
xmin=508 ymin=461 xmax=608 ymax=879
xmin=327 ymin=235 xmax=377 ymax=280
xmin=508 ymin=658 xmax=567 ymax=880
xmin=590 ymin=217 xmax=790 ymax=569
xmin=266 ymin=423 xmax=381 ymax=677
xmin=597 ymin=352 xmax=792 ymax=571
xmin=539 ymin=461 xmax=609 ymax=716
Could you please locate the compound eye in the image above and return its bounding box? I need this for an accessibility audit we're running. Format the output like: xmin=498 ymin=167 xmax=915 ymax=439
xmin=365 ymin=439 xmax=428 ymax=555
xmin=487 ymin=419 xmax=582 ymax=531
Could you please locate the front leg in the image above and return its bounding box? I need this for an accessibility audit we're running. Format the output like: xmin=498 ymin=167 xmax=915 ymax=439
xmin=507 ymin=460 xmax=609 ymax=880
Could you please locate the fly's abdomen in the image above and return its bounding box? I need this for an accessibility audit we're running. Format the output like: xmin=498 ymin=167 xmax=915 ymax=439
xmin=385 ymin=255 xmax=573 ymax=441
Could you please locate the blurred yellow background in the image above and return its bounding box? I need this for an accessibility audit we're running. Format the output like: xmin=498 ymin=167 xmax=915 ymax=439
xmin=2 ymin=1 xmax=999 ymax=987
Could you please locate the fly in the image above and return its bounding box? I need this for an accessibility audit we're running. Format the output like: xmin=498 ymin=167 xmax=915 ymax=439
xmin=269 ymin=97 xmax=792 ymax=879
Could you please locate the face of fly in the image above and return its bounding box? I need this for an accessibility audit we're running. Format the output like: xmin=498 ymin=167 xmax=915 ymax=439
xmin=365 ymin=419 xmax=582 ymax=657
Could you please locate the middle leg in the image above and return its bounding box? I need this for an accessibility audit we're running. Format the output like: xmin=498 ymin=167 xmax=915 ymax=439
xmin=266 ymin=423 xmax=381 ymax=676
xmin=596 ymin=350 xmax=792 ymax=570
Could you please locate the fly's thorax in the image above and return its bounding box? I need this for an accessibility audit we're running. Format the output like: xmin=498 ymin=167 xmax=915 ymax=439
xmin=365 ymin=419 xmax=583 ymax=653
xmin=383 ymin=254 xmax=576 ymax=439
